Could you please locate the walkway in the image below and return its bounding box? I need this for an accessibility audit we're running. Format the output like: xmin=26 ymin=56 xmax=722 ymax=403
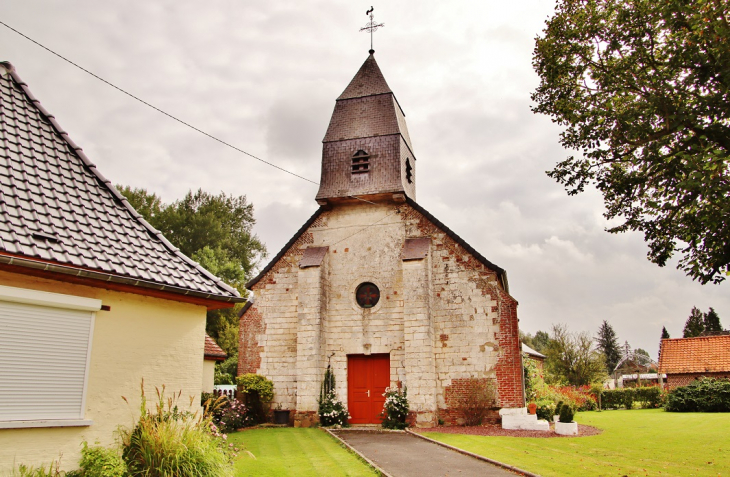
xmin=330 ymin=430 xmax=525 ymax=477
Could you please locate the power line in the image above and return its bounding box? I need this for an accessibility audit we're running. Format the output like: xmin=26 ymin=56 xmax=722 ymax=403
xmin=0 ymin=20 xmax=319 ymax=186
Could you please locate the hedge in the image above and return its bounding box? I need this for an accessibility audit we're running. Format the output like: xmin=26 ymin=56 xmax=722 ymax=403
xmin=599 ymin=386 xmax=663 ymax=410
xmin=665 ymin=378 xmax=730 ymax=412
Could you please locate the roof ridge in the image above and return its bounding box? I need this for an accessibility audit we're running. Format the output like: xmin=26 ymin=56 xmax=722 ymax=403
xmin=1 ymin=62 xmax=240 ymax=300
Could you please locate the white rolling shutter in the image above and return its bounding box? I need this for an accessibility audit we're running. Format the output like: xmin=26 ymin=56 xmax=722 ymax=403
xmin=0 ymin=285 xmax=99 ymax=423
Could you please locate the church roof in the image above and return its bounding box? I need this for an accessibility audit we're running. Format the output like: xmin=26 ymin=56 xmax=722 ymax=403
xmin=337 ymin=53 xmax=392 ymax=100
xmin=0 ymin=62 xmax=242 ymax=304
xmin=246 ymin=197 xmax=508 ymax=293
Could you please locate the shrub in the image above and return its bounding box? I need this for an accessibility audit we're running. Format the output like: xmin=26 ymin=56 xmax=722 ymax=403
xmin=76 ymin=442 xmax=126 ymax=477
xmin=237 ymin=373 xmax=273 ymax=423
xmin=318 ymin=366 xmax=349 ymax=426
xmin=535 ymin=398 xmax=556 ymax=421
xmin=119 ymin=381 xmax=235 ymax=477
xmin=203 ymin=394 xmax=252 ymax=432
xmin=381 ymin=386 xmax=409 ymax=429
xmin=665 ymin=377 xmax=730 ymax=412
xmin=453 ymin=378 xmax=497 ymax=426
xmin=558 ymin=403 xmax=575 ymax=423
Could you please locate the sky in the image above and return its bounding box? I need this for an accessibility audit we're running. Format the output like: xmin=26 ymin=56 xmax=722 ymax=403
xmin=1 ymin=1 xmax=727 ymax=359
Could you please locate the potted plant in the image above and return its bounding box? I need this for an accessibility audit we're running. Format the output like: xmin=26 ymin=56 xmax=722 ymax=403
xmin=553 ymin=400 xmax=564 ymax=423
xmin=527 ymin=402 xmax=537 ymax=415
xmin=273 ymin=403 xmax=290 ymax=425
xmin=554 ymin=404 xmax=578 ymax=435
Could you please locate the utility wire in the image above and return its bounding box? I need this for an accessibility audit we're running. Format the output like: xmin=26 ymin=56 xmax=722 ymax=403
xmin=0 ymin=20 xmax=319 ymax=185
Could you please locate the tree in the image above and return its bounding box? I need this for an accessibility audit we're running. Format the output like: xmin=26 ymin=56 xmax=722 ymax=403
xmin=661 ymin=327 xmax=670 ymax=340
xmin=703 ymin=307 xmax=723 ymax=333
xmin=596 ymin=320 xmax=621 ymax=373
xmin=532 ymin=0 xmax=730 ymax=284
xmin=118 ymin=186 xmax=266 ymax=355
xmin=521 ymin=330 xmax=551 ymax=353
xmin=545 ymin=324 xmax=607 ymax=386
xmin=683 ymin=306 xmax=706 ymax=337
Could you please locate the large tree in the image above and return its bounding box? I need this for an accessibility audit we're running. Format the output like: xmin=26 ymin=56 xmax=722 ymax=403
xmin=545 ymin=324 xmax=607 ymax=386
xmin=704 ymin=307 xmax=723 ymax=333
xmin=532 ymin=0 xmax=730 ymax=284
xmin=118 ymin=186 xmax=266 ymax=355
xmin=596 ymin=320 xmax=621 ymax=373
xmin=683 ymin=306 xmax=706 ymax=337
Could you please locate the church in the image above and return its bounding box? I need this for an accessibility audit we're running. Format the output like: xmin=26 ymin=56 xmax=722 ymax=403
xmin=238 ymin=50 xmax=524 ymax=427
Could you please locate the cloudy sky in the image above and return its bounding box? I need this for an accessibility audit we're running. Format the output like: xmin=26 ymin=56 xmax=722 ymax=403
xmin=1 ymin=1 xmax=727 ymax=359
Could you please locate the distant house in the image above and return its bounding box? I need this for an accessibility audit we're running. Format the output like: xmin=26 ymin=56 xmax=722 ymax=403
xmin=522 ymin=343 xmax=546 ymax=370
xmin=0 ymin=62 xmax=243 ymax=472
xmin=203 ymin=334 xmax=227 ymax=393
xmin=658 ymin=335 xmax=730 ymax=389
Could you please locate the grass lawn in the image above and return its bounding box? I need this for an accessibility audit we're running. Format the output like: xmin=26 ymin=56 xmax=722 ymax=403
xmin=228 ymin=428 xmax=378 ymax=477
xmin=423 ymin=409 xmax=730 ymax=477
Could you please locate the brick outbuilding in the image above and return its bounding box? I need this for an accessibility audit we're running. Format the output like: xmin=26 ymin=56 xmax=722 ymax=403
xmin=658 ymin=335 xmax=730 ymax=389
xmin=238 ymin=51 xmax=525 ymax=427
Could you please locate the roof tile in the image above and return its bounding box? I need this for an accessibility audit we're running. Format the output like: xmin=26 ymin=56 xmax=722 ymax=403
xmin=658 ymin=335 xmax=730 ymax=374
xmin=0 ymin=62 xmax=240 ymax=302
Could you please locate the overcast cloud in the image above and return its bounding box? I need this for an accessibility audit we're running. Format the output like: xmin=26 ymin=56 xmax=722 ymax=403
xmin=1 ymin=0 xmax=727 ymax=359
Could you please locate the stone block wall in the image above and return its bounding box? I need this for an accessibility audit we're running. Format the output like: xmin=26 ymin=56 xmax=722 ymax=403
xmin=239 ymin=201 xmax=524 ymax=427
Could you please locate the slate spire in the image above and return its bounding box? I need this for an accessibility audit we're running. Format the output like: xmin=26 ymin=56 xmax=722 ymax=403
xmin=316 ymin=53 xmax=416 ymax=205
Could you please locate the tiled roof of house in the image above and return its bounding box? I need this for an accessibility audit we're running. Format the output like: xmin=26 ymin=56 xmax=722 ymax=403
xmin=0 ymin=62 xmax=242 ymax=303
xmin=658 ymin=335 xmax=730 ymax=374
xmin=204 ymin=334 xmax=227 ymax=361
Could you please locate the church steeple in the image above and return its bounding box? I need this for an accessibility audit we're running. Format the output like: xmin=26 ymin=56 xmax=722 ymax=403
xmin=316 ymin=53 xmax=416 ymax=206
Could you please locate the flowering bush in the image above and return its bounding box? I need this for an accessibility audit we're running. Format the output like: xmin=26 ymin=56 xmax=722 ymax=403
xmin=381 ymin=386 xmax=409 ymax=429
xmin=318 ymin=365 xmax=349 ymax=426
xmin=319 ymin=390 xmax=350 ymax=426
xmin=203 ymin=394 xmax=253 ymax=433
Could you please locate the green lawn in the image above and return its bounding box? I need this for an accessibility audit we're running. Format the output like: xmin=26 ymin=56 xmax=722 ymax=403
xmin=423 ymin=409 xmax=730 ymax=476
xmin=229 ymin=428 xmax=378 ymax=477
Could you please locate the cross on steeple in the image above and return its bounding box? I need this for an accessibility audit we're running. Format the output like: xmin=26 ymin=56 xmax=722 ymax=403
xmin=360 ymin=6 xmax=384 ymax=53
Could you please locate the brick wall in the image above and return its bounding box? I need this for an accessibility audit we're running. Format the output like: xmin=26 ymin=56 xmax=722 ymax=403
xmin=665 ymin=372 xmax=730 ymax=389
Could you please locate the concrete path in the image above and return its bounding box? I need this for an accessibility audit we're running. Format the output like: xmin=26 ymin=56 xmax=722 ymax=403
xmin=331 ymin=430 xmax=522 ymax=477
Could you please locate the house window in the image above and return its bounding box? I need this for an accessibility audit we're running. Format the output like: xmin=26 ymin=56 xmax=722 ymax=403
xmin=352 ymin=150 xmax=370 ymax=174
xmin=0 ymin=285 xmax=100 ymax=428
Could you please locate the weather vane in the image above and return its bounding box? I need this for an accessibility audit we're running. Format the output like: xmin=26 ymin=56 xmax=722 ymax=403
xmin=360 ymin=6 xmax=384 ymax=54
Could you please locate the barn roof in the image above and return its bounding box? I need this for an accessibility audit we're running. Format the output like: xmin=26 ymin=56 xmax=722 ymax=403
xmin=0 ymin=62 xmax=242 ymax=304
xmin=658 ymin=335 xmax=730 ymax=374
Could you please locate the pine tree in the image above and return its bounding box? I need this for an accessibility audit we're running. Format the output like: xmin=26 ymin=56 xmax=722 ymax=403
xmin=703 ymin=307 xmax=723 ymax=333
xmin=683 ymin=307 xmax=705 ymax=338
xmin=596 ymin=320 xmax=621 ymax=373
xmin=661 ymin=327 xmax=670 ymax=339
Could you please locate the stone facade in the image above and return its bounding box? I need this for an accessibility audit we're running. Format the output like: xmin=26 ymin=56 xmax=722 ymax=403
xmin=239 ymin=52 xmax=524 ymax=427
xmin=240 ymin=201 xmax=524 ymax=426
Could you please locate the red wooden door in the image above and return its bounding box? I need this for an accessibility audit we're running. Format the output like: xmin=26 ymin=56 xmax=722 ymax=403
xmin=347 ymin=354 xmax=390 ymax=424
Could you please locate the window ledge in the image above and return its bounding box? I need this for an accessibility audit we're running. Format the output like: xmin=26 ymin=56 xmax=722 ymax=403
xmin=0 ymin=419 xmax=93 ymax=429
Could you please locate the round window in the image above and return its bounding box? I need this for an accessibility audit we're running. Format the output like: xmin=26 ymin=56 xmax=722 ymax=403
xmin=355 ymin=282 xmax=380 ymax=309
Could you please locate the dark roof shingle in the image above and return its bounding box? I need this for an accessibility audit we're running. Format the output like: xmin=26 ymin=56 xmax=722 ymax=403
xmin=0 ymin=62 xmax=241 ymax=302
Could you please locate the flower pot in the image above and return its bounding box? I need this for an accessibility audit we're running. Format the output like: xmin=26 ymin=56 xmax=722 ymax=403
xmin=527 ymin=403 xmax=537 ymax=415
xmin=555 ymin=420 xmax=578 ymax=436
xmin=273 ymin=409 xmax=290 ymax=425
